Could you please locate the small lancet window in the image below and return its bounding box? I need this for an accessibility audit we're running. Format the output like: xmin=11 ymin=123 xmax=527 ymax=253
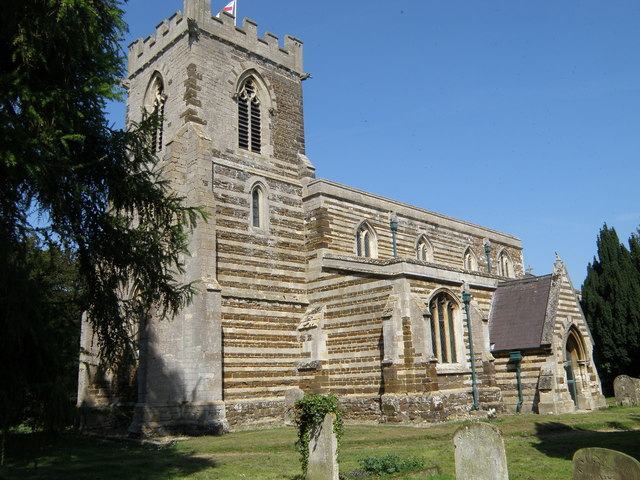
xmin=429 ymin=292 xmax=459 ymax=364
xmin=416 ymin=236 xmax=433 ymax=263
xmin=498 ymin=250 xmax=513 ymax=278
xmin=463 ymin=247 xmax=478 ymax=272
xmin=238 ymin=78 xmax=261 ymax=153
xmin=251 ymin=184 xmax=264 ymax=228
xmin=356 ymin=223 xmax=376 ymax=258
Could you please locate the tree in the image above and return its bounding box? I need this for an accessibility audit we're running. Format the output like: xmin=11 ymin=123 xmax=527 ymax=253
xmin=0 ymin=0 xmax=205 ymax=431
xmin=1 ymin=236 xmax=82 ymax=434
xmin=581 ymin=225 xmax=640 ymax=393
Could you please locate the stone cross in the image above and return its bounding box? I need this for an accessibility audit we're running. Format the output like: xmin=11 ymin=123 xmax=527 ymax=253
xmin=453 ymin=422 xmax=509 ymax=480
xmin=573 ymin=447 xmax=640 ymax=479
xmin=306 ymin=413 xmax=339 ymax=480
xmin=613 ymin=375 xmax=640 ymax=406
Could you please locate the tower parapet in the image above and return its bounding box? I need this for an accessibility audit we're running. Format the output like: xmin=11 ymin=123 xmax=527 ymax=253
xmin=128 ymin=9 xmax=303 ymax=78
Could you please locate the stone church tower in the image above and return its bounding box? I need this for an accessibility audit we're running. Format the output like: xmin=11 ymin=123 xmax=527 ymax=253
xmin=78 ymin=0 xmax=605 ymax=434
xmin=125 ymin=0 xmax=313 ymax=434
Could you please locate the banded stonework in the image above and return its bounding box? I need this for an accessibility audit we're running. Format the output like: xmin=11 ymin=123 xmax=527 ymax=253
xmin=77 ymin=0 xmax=606 ymax=434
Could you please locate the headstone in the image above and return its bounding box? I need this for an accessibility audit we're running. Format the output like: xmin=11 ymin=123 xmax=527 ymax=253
xmin=306 ymin=413 xmax=339 ymax=480
xmin=573 ymin=447 xmax=640 ymax=480
xmin=284 ymin=388 xmax=305 ymax=426
xmin=453 ymin=422 xmax=508 ymax=480
xmin=613 ymin=375 xmax=640 ymax=406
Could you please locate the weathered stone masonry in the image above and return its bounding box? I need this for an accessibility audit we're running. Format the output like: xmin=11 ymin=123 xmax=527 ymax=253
xmin=77 ymin=0 xmax=606 ymax=434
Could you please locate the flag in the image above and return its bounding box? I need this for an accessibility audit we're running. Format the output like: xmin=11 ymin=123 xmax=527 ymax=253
xmin=218 ymin=0 xmax=236 ymax=19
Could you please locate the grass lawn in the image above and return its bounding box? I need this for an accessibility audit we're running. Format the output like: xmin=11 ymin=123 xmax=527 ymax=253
xmin=2 ymin=403 xmax=639 ymax=479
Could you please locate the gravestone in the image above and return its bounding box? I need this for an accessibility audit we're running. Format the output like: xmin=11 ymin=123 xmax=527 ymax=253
xmin=573 ymin=447 xmax=640 ymax=480
xmin=284 ymin=388 xmax=305 ymax=426
xmin=613 ymin=375 xmax=640 ymax=406
xmin=306 ymin=413 xmax=339 ymax=480
xmin=453 ymin=422 xmax=508 ymax=480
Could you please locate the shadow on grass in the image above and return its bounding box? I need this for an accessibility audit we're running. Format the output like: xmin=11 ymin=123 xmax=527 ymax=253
xmin=0 ymin=432 xmax=217 ymax=480
xmin=533 ymin=420 xmax=640 ymax=462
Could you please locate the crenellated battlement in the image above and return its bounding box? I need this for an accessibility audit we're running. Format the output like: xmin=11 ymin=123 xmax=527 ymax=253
xmin=127 ymin=8 xmax=303 ymax=77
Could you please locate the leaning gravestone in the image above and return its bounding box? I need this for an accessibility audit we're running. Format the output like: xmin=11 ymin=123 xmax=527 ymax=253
xmin=306 ymin=413 xmax=339 ymax=480
xmin=573 ymin=447 xmax=640 ymax=480
xmin=453 ymin=422 xmax=509 ymax=480
xmin=613 ymin=375 xmax=640 ymax=406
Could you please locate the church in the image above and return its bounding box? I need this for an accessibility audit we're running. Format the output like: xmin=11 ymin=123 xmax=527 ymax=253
xmin=77 ymin=0 xmax=606 ymax=434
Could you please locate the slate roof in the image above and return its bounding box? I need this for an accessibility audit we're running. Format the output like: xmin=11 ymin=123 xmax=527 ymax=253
xmin=489 ymin=274 xmax=552 ymax=352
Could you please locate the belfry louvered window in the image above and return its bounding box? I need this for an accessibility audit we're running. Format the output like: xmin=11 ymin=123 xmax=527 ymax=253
xmin=238 ymin=78 xmax=261 ymax=153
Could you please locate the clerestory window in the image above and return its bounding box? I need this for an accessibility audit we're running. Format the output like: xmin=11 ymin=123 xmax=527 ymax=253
xmin=238 ymin=78 xmax=261 ymax=153
xmin=356 ymin=223 xmax=377 ymax=258
xmin=463 ymin=247 xmax=478 ymax=272
xmin=498 ymin=250 xmax=513 ymax=278
xmin=429 ymin=292 xmax=459 ymax=364
xmin=416 ymin=235 xmax=434 ymax=263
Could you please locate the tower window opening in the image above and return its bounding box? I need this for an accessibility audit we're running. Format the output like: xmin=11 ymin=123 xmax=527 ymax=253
xmin=145 ymin=74 xmax=166 ymax=153
xmin=238 ymin=79 xmax=261 ymax=153
xmin=251 ymin=185 xmax=264 ymax=228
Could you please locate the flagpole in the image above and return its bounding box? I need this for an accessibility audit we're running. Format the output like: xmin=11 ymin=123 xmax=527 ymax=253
xmin=233 ymin=0 xmax=237 ymax=26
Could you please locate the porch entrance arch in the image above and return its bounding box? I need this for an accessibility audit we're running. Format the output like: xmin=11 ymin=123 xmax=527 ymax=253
xmin=564 ymin=327 xmax=586 ymax=408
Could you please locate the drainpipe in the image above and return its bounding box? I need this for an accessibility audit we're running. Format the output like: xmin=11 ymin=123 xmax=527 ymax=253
xmin=509 ymin=350 xmax=523 ymax=413
xmin=462 ymin=284 xmax=479 ymax=410
xmin=390 ymin=213 xmax=398 ymax=258
xmin=484 ymin=239 xmax=492 ymax=274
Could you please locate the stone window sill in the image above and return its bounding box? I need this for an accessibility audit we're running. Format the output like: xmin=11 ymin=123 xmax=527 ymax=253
xmin=436 ymin=364 xmax=471 ymax=375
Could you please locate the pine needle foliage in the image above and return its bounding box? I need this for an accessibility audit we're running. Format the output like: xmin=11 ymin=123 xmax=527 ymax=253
xmin=0 ymin=0 xmax=206 ymax=431
xmin=581 ymin=224 xmax=640 ymax=392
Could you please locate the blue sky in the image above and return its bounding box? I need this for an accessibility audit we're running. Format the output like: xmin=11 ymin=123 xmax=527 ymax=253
xmin=109 ymin=0 xmax=640 ymax=287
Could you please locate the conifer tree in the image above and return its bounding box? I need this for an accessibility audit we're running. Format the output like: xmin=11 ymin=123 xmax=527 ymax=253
xmin=0 ymin=0 xmax=205 ymax=430
xmin=581 ymin=225 xmax=640 ymax=392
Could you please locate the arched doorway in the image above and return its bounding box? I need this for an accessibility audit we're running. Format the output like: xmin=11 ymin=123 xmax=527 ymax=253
xmin=564 ymin=327 xmax=586 ymax=408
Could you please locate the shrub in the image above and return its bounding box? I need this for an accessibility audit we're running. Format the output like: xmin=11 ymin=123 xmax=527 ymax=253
xmin=358 ymin=453 xmax=425 ymax=476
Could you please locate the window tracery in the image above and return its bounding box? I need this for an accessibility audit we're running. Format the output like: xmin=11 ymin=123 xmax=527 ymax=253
xmin=429 ymin=292 xmax=459 ymax=364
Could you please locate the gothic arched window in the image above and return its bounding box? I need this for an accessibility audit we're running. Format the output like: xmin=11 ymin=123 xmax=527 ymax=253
xmin=251 ymin=183 xmax=265 ymax=228
xmin=144 ymin=74 xmax=166 ymax=153
xmin=356 ymin=223 xmax=377 ymax=258
xmin=463 ymin=247 xmax=478 ymax=272
xmin=416 ymin=235 xmax=434 ymax=263
xmin=498 ymin=250 xmax=513 ymax=278
xmin=238 ymin=78 xmax=261 ymax=153
xmin=429 ymin=292 xmax=460 ymax=364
